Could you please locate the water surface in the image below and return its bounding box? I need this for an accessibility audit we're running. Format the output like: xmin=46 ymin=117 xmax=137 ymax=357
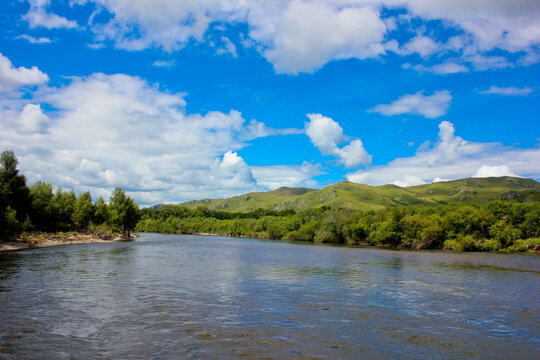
xmin=1 ymin=234 xmax=539 ymax=359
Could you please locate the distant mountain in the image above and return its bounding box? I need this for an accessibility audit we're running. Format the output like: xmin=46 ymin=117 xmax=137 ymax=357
xmin=174 ymin=177 xmax=539 ymax=212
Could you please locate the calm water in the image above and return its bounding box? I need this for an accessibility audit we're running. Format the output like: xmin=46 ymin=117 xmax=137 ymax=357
xmin=0 ymin=234 xmax=539 ymax=359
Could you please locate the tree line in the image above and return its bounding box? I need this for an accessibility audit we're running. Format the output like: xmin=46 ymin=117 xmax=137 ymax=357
xmin=137 ymin=201 xmax=540 ymax=252
xmin=0 ymin=150 xmax=139 ymax=240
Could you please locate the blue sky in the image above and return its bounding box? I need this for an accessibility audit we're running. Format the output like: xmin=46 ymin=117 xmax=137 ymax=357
xmin=1 ymin=0 xmax=539 ymax=205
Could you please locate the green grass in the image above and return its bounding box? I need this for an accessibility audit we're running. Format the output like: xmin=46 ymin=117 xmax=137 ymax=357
xmin=178 ymin=177 xmax=539 ymax=212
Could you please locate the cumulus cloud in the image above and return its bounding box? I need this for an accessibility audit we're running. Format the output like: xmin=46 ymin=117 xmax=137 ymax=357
xmin=305 ymin=113 xmax=344 ymax=156
xmin=474 ymin=165 xmax=518 ymax=178
xmin=337 ymin=140 xmax=372 ymax=169
xmin=398 ymin=34 xmax=442 ymax=58
xmin=251 ymin=162 xmax=322 ymax=190
xmin=369 ymin=90 xmax=452 ymax=118
xmin=393 ymin=175 xmax=425 ymax=187
xmin=0 ymin=72 xmax=313 ymax=204
xmin=305 ymin=113 xmax=371 ymax=168
xmin=23 ymin=0 xmax=78 ymax=29
xmin=256 ymin=1 xmax=387 ymax=74
xmin=0 ymin=53 xmax=49 ymax=92
xmin=389 ymin=0 xmax=540 ymax=55
xmin=347 ymin=120 xmax=540 ymax=186
xmin=84 ymin=0 xmax=219 ymax=51
xmin=17 ymin=103 xmax=50 ymax=133
xmin=211 ymin=151 xmax=258 ymax=190
xmin=479 ymin=86 xmax=534 ymax=96
xmin=26 ymin=0 xmax=540 ymax=73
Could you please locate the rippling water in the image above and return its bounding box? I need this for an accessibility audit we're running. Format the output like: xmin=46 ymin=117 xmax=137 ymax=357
xmin=1 ymin=233 xmax=539 ymax=359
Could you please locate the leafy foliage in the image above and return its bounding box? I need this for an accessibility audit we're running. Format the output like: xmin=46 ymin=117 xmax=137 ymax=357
xmin=136 ymin=200 xmax=540 ymax=252
xmin=109 ymin=187 xmax=140 ymax=236
xmin=0 ymin=149 xmax=139 ymax=240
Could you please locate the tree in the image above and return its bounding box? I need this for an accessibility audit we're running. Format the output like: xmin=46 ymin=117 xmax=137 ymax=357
xmin=0 ymin=150 xmax=30 ymax=238
xmin=72 ymin=191 xmax=93 ymax=230
xmin=93 ymin=197 xmax=109 ymax=225
xmin=28 ymin=181 xmax=55 ymax=231
xmin=53 ymin=188 xmax=76 ymax=230
xmin=109 ymin=187 xmax=139 ymax=237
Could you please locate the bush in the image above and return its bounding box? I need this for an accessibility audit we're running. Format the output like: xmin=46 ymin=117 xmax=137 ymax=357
xmin=489 ymin=220 xmax=521 ymax=247
xmin=443 ymin=235 xmax=478 ymax=252
xmin=370 ymin=220 xmax=402 ymax=246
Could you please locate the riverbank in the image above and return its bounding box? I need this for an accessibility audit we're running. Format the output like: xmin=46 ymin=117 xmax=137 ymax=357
xmin=0 ymin=232 xmax=134 ymax=253
xmin=175 ymin=231 xmax=540 ymax=254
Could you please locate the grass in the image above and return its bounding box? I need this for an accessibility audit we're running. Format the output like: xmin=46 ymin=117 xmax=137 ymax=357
xmin=178 ymin=176 xmax=539 ymax=212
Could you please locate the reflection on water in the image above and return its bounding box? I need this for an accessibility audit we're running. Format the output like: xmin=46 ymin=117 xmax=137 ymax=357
xmin=0 ymin=234 xmax=539 ymax=359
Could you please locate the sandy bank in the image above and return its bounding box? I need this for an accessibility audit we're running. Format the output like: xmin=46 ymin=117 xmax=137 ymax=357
xmin=0 ymin=232 xmax=134 ymax=253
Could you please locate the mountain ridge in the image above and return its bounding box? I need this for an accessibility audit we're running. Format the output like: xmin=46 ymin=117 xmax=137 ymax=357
xmin=158 ymin=176 xmax=539 ymax=212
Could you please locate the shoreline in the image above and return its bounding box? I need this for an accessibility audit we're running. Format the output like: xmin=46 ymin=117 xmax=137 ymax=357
xmin=0 ymin=232 xmax=134 ymax=253
xmin=164 ymin=231 xmax=540 ymax=254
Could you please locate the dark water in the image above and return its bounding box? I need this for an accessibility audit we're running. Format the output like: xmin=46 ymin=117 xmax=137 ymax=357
xmin=0 ymin=234 xmax=539 ymax=359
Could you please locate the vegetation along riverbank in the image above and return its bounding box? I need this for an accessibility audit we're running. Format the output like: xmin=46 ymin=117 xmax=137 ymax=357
xmin=2 ymin=149 xmax=540 ymax=253
xmin=0 ymin=150 xmax=139 ymax=250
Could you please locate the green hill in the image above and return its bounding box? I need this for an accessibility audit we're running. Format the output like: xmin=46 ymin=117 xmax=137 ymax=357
xmin=176 ymin=176 xmax=539 ymax=212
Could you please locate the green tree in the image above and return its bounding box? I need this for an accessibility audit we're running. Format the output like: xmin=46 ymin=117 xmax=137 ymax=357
xmin=520 ymin=205 xmax=540 ymax=238
xmin=93 ymin=197 xmax=109 ymax=225
xmin=443 ymin=205 xmax=495 ymax=239
xmin=109 ymin=187 xmax=139 ymax=237
xmin=72 ymin=191 xmax=93 ymax=230
xmin=53 ymin=188 xmax=76 ymax=230
xmin=29 ymin=181 xmax=55 ymax=231
xmin=0 ymin=150 xmax=30 ymax=238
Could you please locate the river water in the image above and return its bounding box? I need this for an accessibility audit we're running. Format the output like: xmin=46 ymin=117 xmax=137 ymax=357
xmin=0 ymin=233 xmax=539 ymax=359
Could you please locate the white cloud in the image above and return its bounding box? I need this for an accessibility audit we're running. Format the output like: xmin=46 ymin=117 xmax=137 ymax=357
xmin=479 ymin=86 xmax=534 ymax=96
xmin=0 ymin=72 xmax=313 ymax=205
xmin=0 ymin=53 xmax=49 ymax=92
xmin=152 ymin=60 xmax=177 ymax=68
xmin=256 ymin=1 xmax=387 ymax=74
xmin=433 ymin=177 xmax=448 ymax=183
xmin=388 ymin=0 xmax=540 ymax=55
xmin=32 ymin=0 xmax=540 ymax=73
xmin=251 ymin=162 xmax=322 ymax=190
xmin=17 ymin=103 xmax=50 ymax=133
xmin=15 ymin=34 xmax=53 ymax=44
xmin=407 ymin=62 xmax=470 ymax=75
xmin=369 ymin=90 xmax=452 ymax=119
xmin=23 ymin=0 xmax=78 ymax=29
xmin=305 ymin=113 xmax=344 ymax=156
xmin=243 ymin=119 xmax=303 ymax=140
xmin=393 ymin=175 xmax=425 ymax=187
xmin=215 ymin=37 xmax=238 ymax=57
xmin=465 ymin=54 xmax=513 ymax=71
xmin=87 ymin=43 xmax=105 ymax=50
xmin=305 ymin=113 xmax=371 ymax=168
xmin=347 ymin=120 xmax=540 ymax=186
xmin=474 ymin=165 xmax=518 ymax=178
xmin=337 ymin=140 xmax=372 ymax=169
xmin=398 ymin=34 xmax=441 ymax=58
xmin=211 ymin=151 xmax=258 ymax=190
xmin=84 ymin=0 xmax=221 ymax=51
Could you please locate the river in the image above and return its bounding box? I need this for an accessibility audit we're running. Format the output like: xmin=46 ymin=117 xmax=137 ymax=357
xmin=0 ymin=233 xmax=539 ymax=359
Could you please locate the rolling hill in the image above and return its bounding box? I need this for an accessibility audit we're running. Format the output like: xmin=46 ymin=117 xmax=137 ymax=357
xmin=175 ymin=176 xmax=539 ymax=212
